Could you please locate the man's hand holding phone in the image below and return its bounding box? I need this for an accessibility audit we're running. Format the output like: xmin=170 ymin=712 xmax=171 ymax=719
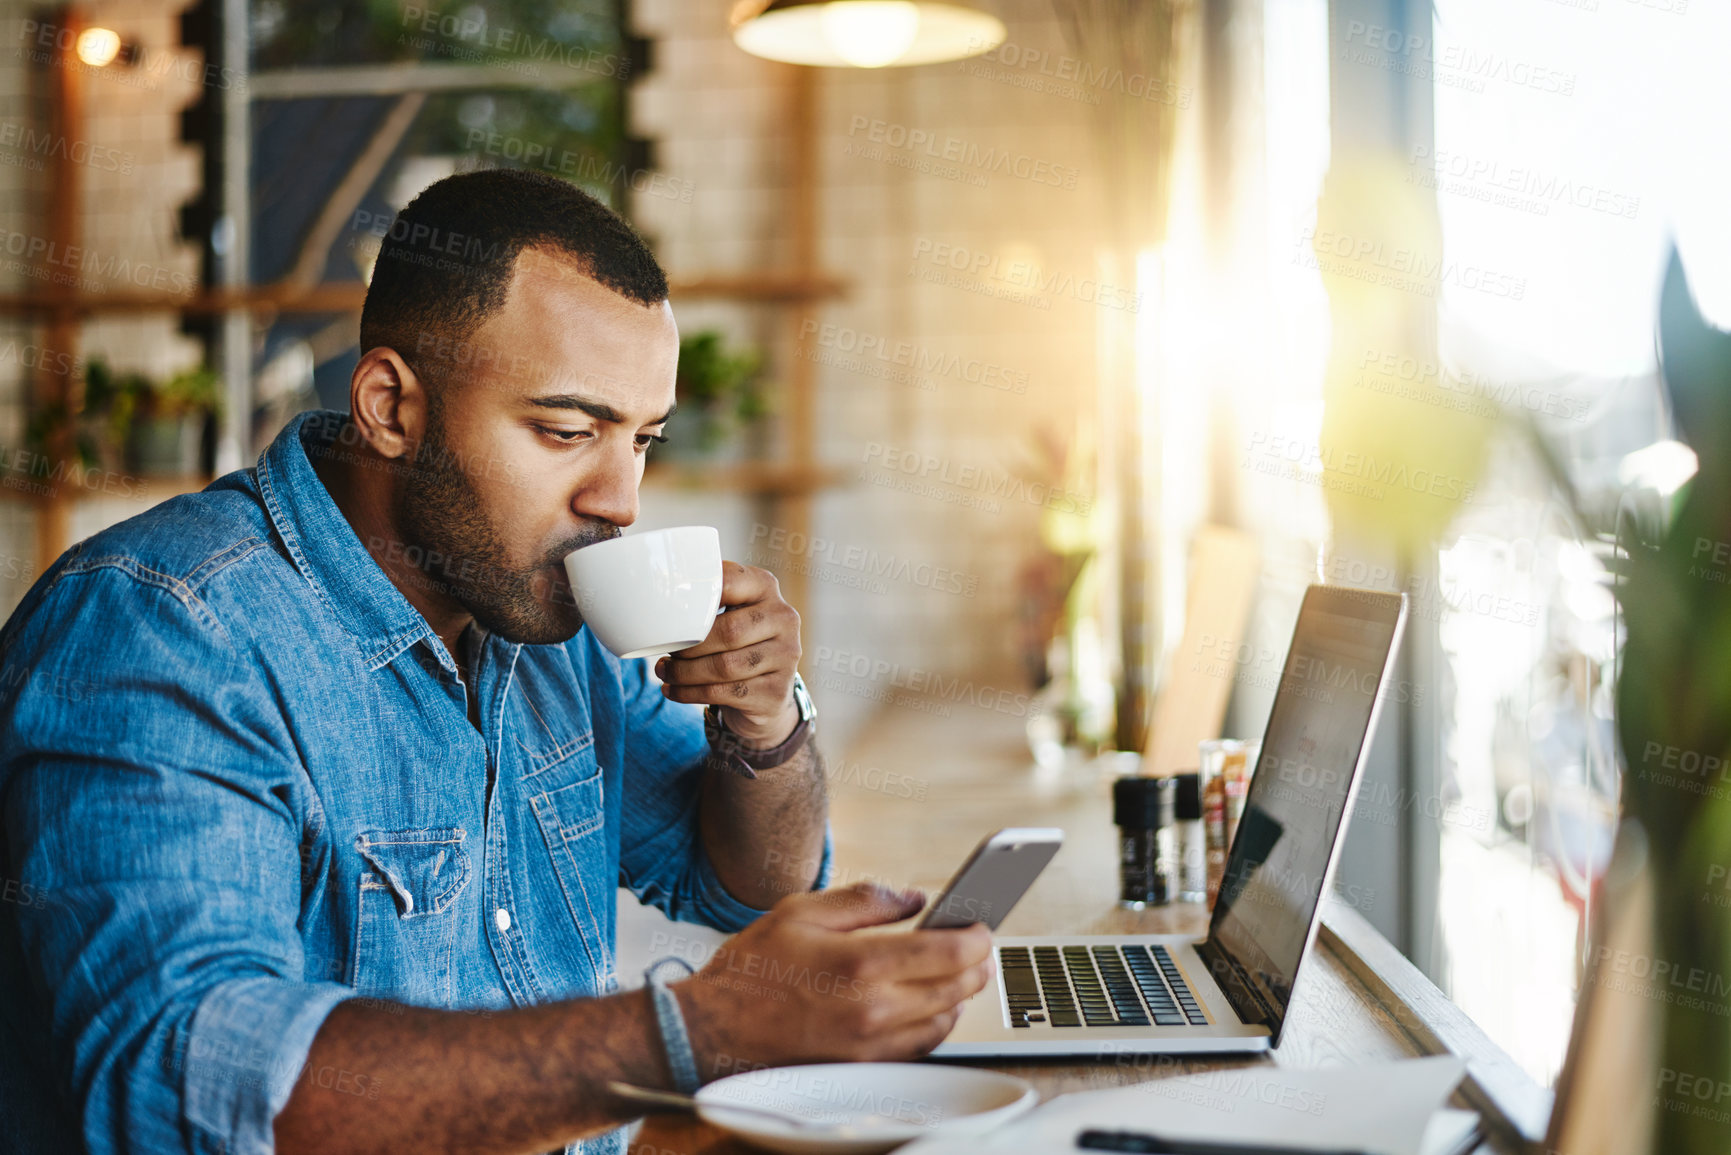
xmin=673 ymin=882 xmax=994 ymax=1074
xmin=670 ymin=829 xmax=1061 ymax=1079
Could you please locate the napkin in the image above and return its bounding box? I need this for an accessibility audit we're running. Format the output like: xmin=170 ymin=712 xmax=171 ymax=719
xmin=901 ymin=1055 xmax=1469 ymax=1155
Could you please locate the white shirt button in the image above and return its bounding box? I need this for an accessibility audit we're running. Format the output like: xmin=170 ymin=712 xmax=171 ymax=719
xmin=494 ymin=908 xmax=511 ymax=932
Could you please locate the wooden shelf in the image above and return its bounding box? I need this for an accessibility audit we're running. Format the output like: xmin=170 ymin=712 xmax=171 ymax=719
xmin=5 ymin=66 xmax=836 ymax=604
xmin=0 ymin=284 xmax=366 ymax=318
xmin=0 ymin=273 xmax=848 ymax=318
xmin=643 ymin=461 xmax=849 ymax=497
xmin=0 ymin=465 xmax=849 ymax=505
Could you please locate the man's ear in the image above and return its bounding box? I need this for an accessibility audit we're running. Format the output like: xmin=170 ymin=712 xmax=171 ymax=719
xmin=348 ymin=347 xmax=430 ymax=461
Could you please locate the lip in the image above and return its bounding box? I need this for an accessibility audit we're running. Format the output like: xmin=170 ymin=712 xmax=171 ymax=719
xmin=558 ymin=532 xmax=622 ymax=561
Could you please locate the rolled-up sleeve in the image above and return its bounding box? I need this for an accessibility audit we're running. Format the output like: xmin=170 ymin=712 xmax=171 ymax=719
xmin=0 ymin=564 xmax=353 ymax=1155
xmin=614 ymin=657 xmax=832 ymax=933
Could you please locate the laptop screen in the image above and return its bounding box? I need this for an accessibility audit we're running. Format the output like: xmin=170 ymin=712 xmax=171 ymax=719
xmin=1206 ymin=584 xmax=1406 ymax=1020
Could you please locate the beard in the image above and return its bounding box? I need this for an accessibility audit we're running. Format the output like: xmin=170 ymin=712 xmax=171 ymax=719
xmin=395 ymin=405 xmax=618 ymax=645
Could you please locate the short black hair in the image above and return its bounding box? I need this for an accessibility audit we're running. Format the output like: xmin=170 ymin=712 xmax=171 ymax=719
xmin=358 ymin=168 xmax=668 ymax=373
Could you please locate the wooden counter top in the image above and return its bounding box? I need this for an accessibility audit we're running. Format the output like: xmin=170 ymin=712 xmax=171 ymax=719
xmin=632 ymin=698 xmax=1548 ymax=1154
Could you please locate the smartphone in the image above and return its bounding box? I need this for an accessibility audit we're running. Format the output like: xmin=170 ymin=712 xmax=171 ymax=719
xmin=917 ymin=827 xmax=1064 ymax=930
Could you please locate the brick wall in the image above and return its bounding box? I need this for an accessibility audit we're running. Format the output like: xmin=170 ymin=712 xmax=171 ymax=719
xmin=0 ymin=2 xmax=205 ymax=610
xmin=631 ymin=0 xmax=1115 ymax=748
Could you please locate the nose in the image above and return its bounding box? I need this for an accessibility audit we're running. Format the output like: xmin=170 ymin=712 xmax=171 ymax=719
xmin=570 ymin=432 xmax=640 ymax=529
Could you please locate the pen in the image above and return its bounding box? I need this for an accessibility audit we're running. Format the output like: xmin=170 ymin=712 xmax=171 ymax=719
xmin=1076 ymin=1128 xmax=1373 ymax=1155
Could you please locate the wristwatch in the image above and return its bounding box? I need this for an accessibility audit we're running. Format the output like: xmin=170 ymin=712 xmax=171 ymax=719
xmin=703 ymin=672 xmax=816 ymax=779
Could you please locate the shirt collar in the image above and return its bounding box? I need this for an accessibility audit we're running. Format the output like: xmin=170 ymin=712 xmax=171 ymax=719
xmin=256 ymin=409 xmax=453 ymax=673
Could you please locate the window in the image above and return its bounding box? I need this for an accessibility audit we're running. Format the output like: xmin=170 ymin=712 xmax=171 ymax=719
xmin=242 ymin=0 xmax=631 ymax=438
xmin=1419 ymin=0 xmax=1728 ymax=1084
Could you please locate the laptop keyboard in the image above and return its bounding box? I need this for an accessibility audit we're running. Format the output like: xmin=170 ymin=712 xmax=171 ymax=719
xmin=998 ymin=944 xmax=1210 ymax=1028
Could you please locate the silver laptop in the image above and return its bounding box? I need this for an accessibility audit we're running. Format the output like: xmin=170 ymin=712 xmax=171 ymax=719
xmin=933 ymin=584 xmax=1408 ymax=1057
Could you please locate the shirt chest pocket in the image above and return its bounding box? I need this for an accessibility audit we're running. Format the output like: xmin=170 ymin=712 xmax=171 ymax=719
xmin=523 ymin=732 xmax=615 ymax=985
xmin=352 ymin=827 xmax=471 ymax=1007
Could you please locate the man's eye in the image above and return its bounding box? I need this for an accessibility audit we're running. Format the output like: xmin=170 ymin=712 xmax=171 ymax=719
xmin=540 ymin=426 xmax=589 ymax=445
xmin=635 ymin=433 xmax=670 ymax=451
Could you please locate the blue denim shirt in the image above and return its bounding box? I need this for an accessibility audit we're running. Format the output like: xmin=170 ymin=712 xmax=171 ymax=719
xmin=0 ymin=410 xmax=830 ymax=1155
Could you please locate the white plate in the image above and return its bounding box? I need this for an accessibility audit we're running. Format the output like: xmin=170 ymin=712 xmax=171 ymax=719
xmin=695 ymin=1062 xmax=1037 ymax=1155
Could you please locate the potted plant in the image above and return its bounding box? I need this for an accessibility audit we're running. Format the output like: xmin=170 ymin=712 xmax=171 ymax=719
xmin=127 ymin=364 xmax=219 ymax=477
xmin=1611 ymin=253 xmax=1731 ymax=1154
xmin=660 ymin=330 xmax=767 ymax=461
xmin=56 ymin=360 xmax=220 ymax=479
xmin=27 ymin=358 xmax=149 ymax=477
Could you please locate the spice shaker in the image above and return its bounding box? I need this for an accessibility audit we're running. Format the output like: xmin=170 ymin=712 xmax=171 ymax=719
xmin=1172 ymin=771 xmax=1206 ymax=903
xmin=1112 ymin=775 xmax=1175 ymax=909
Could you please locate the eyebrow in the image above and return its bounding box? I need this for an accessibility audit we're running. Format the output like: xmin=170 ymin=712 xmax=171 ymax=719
xmin=528 ymin=393 xmax=677 ymax=426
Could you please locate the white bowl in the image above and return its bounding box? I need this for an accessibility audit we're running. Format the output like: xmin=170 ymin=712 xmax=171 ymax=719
xmin=563 ymin=525 xmax=723 ymax=660
xmin=695 ymin=1062 xmax=1036 ymax=1155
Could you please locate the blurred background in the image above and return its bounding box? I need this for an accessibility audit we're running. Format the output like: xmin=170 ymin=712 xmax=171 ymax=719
xmin=1 ymin=0 xmax=1727 ymax=1099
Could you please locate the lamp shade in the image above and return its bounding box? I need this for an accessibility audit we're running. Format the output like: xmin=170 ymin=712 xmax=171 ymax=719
xmin=730 ymin=0 xmax=1006 ymax=68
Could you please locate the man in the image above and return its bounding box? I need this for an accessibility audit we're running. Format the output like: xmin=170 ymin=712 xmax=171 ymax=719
xmin=0 ymin=168 xmax=992 ymax=1155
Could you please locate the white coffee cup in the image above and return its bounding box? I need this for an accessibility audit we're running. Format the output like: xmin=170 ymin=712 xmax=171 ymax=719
xmin=563 ymin=526 xmax=724 ymax=660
